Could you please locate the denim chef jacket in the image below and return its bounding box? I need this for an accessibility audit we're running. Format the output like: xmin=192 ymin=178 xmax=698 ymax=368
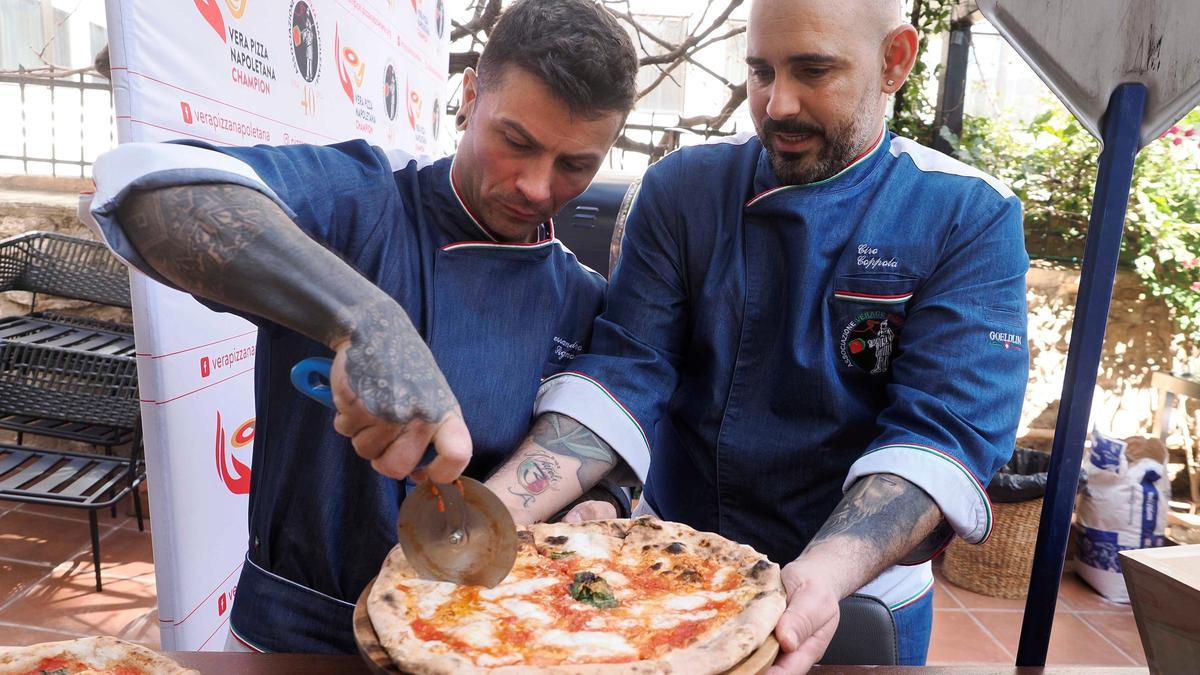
xmin=88 ymin=140 xmax=627 ymax=653
xmin=536 ymin=131 xmax=1029 ymax=601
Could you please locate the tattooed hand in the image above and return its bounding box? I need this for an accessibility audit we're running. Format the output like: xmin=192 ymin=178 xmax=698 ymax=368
xmin=329 ymin=297 xmax=471 ymax=482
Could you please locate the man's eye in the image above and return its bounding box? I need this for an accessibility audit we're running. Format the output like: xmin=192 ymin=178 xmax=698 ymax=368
xmin=750 ymin=68 xmax=774 ymax=81
xmin=803 ymin=67 xmax=829 ymax=78
xmin=506 ymin=137 xmax=532 ymax=151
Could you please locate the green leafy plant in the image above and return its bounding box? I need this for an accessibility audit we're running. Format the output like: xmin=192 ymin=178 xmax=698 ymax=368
xmin=947 ymin=102 xmax=1200 ymax=337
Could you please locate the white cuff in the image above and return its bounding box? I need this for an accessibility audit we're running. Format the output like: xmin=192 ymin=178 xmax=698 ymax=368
xmin=844 ymin=443 xmax=994 ymax=544
xmin=89 ymin=143 xmax=291 ymax=279
xmin=534 ymin=372 xmax=650 ymax=483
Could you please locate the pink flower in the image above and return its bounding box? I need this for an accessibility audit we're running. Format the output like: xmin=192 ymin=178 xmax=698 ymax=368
xmin=1174 ymin=137 xmax=1184 ymax=145
xmin=1192 ymin=281 xmax=1200 ymax=292
xmin=1169 ymin=126 xmax=1181 ymax=135
xmin=1185 ymin=258 xmax=1200 ymax=269
xmin=1187 ymin=128 xmax=1197 ymax=137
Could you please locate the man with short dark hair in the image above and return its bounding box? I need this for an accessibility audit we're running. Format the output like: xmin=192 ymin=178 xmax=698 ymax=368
xmin=87 ymin=0 xmax=639 ymax=653
xmin=506 ymin=0 xmax=1029 ymax=671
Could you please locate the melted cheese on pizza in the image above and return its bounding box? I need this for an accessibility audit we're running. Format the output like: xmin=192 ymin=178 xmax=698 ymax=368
xmin=392 ymin=527 xmax=756 ymax=666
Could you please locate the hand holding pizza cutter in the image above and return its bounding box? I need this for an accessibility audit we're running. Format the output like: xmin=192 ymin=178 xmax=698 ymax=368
xmin=290 ymin=357 xmax=518 ymax=587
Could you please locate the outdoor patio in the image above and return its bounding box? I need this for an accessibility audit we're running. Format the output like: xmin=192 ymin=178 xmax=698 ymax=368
xmin=0 ymin=494 xmax=1147 ymax=667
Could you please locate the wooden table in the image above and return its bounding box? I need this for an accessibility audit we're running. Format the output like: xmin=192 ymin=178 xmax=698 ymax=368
xmin=167 ymin=653 xmax=1147 ymax=674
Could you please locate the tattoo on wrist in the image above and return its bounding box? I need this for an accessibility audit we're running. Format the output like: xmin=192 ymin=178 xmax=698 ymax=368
xmin=809 ymin=474 xmax=942 ymax=565
xmin=343 ymin=296 xmax=457 ymax=425
xmin=530 ymin=413 xmax=617 ymax=487
xmin=507 ymin=451 xmax=563 ymax=507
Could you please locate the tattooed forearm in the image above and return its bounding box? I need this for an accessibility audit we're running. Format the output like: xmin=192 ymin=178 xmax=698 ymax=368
xmin=487 ymin=413 xmax=620 ymax=523
xmin=117 ymin=184 xmax=458 ymax=425
xmin=530 ymin=413 xmax=617 ymax=487
xmin=801 ymin=474 xmax=943 ymax=596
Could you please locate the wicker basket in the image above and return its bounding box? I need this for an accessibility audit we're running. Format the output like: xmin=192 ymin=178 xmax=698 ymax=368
xmin=942 ymin=497 xmax=1043 ymax=599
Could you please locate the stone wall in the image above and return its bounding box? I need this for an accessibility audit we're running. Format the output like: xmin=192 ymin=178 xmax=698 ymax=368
xmin=1020 ymin=261 xmax=1200 ymax=447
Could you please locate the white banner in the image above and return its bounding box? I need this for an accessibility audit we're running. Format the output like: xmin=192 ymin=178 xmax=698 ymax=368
xmin=102 ymin=0 xmax=448 ymax=650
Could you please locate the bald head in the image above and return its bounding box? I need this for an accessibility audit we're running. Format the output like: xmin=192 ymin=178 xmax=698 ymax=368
xmin=744 ymin=0 xmax=918 ymax=184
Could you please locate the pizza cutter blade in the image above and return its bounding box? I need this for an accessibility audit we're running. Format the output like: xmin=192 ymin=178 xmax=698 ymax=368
xmin=397 ymin=476 xmax=518 ymax=587
xmin=288 ymin=357 xmax=518 ymax=588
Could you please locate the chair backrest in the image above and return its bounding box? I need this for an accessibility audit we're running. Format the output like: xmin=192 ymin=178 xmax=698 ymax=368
xmin=0 ymin=231 xmax=131 ymax=308
xmin=819 ymin=594 xmax=899 ymax=666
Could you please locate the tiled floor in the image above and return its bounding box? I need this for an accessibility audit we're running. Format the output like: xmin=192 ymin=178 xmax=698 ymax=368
xmin=0 ymin=497 xmax=159 ymax=649
xmin=0 ymin=499 xmax=1148 ymax=667
xmin=929 ymin=561 xmax=1146 ymax=667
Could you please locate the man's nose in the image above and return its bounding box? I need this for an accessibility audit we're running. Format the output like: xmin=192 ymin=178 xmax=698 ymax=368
xmin=765 ymin=78 xmax=803 ymax=121
xmin=515 ymin=158 xmax=554 ymax=207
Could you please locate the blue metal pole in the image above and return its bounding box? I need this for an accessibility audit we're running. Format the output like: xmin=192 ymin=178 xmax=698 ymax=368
xmin=1015 ymin=83 xmax=1147 ymax=666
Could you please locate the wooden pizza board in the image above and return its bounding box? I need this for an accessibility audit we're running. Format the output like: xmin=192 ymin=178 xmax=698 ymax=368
xmin=353 ymin=576 xmax=780 ymax=674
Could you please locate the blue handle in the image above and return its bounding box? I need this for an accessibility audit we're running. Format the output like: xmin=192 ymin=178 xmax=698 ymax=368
xmin=289 ymin=357 xmax=438 ymax=467
xmin=290 ymin=357 xmax=335 ymax=408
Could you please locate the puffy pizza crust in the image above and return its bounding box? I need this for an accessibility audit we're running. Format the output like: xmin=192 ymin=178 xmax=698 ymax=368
xmin=368 ymin=516 xmax=786 ymax=675
xmin=0 ymin=636 xmax=198 ymax=674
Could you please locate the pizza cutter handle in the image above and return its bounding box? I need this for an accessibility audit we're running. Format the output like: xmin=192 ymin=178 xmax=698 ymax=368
xmin=289 ymin=357 xmax=437 ymax=467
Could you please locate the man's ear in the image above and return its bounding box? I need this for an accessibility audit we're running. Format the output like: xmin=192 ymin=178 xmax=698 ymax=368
xmin=881 ymin=24 xmax=918 ymax=93
xmin=458 ymin=68 xmax=479 ymax=130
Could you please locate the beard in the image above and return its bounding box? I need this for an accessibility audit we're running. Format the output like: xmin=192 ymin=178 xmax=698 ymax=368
xmin=759 ymin=96 xmax=879 ymax=185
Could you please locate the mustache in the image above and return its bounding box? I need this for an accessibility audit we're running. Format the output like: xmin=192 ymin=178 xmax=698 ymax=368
xmin=762 ymin=119 xmax=825 ymax=137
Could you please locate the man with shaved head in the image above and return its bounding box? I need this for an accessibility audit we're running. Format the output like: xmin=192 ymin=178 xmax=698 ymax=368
xmin=506 ymin=0 xmax=1028 ymax=670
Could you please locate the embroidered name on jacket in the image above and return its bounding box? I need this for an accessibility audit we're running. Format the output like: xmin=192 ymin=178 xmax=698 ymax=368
xmin=856 ymin=244 xmax=899 ymax=271
xmin=552 ymin=336 xmax=583 ymax=361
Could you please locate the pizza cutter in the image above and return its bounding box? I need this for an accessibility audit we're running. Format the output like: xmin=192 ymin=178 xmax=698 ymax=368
xmin=290 ymin=357 xmax=518 ymax=587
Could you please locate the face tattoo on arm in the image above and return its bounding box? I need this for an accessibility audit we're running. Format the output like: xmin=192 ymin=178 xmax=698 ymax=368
xmin=490 ymin=413 xmax=619 ymax=522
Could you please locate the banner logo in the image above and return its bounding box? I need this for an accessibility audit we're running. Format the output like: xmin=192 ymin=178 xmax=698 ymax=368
xmin=384 ymin=64 xmax=398 ymax=121
xmin=200 ymin=356 xmax=211 ymax=377
xmin=335 ymin=25 xmax=355 ymax=104
xmin=215 ymin=411 xmax=254 ymax=495
xmin=406 ymin=78 xmax=420 ymax=130
xmin=180 ymin=101 xmax=194 ymax=125
xmin=435 ymin=0 xmax=445 ymax=39
xmin=300 ymin=86 xmax=317 ymax=116
xmin=224 ymin=0 xmax=248 ymax=19
xmin=195 ymin=0 xmax=226 ymax=43
xmin=290 ymin=1 xmax=320 ymax=83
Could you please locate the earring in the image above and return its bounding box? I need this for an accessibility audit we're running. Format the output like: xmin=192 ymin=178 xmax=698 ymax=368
xmin=456 ymin=114 xmax=466 ymax=127
xmin=886 ymin=79 xmax=895 ymax=87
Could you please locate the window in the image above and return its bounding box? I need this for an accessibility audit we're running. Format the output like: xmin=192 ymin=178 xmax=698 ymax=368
xmin=0 ymin=0 xmax=45 ymax=70
xmin=628 ymin=15 xmax=688 ymax=113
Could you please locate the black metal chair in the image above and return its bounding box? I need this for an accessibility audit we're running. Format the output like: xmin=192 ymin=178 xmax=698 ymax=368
xmin=0 ymin=231 xmax=144 ymax=590
xmin=0 ymin=431 xmax=144 ymax=592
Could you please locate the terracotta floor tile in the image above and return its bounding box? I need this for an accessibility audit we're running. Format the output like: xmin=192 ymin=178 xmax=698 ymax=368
xmin=0 ymin=560 xmax=50 ymax=608
xmin=118 ymin=607 xmax=160 ymax=649
xmin=938 ymin=580 xmax=1028 ymax=610
xmin=927 ymin=609 xmax=1012 ymax=664
xmin=1079 ymin=612 xmax=1147 ymax=665
xmin=972 ymin=609 xmax=1136 ymax=666
xmin=0 ymin=576 xmax=157 ymax=638
xmin=932 ymin=581 xmax=962 ymax=609
xmin=1058 ymin=571 xmax=1133 ymax=613
xmin=0 ymin=511 xmax=111 ymax=565
xmin=59 ymin=527 xmax=155 ymax=582
xmin=0 ymin=621 xmax=86 ymax=646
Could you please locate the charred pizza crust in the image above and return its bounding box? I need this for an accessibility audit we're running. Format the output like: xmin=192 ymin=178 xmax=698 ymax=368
xmin=0 ymin=636 xmax=198 ymax=674
xmin=368 ymin=516 xmax=785 ymax=674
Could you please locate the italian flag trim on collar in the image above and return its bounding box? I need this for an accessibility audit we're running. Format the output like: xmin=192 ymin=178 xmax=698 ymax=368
xmin=446 ymin=156 xmax=556 ymax=250
xmin=746 ymin=125 xmax=887 ymax=207
xmin=833 ymin=290 xmax=914 ymax=304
